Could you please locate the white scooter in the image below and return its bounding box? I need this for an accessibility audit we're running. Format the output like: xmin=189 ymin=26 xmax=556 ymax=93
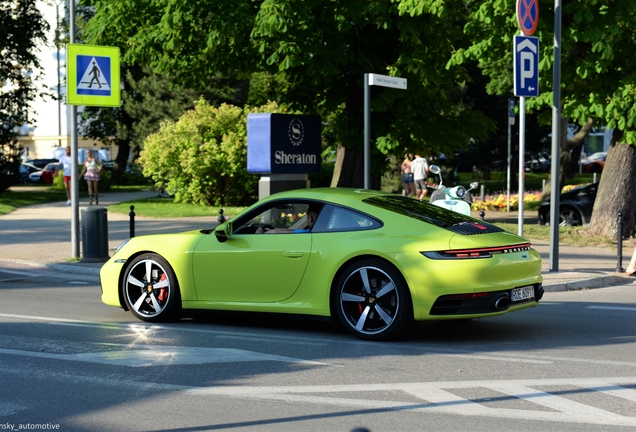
xmin=427 ymin=164 xmax=478 ymax=216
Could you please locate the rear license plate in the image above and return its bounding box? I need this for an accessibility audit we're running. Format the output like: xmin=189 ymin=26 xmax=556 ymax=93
xmin=511 ymin=285 xmax=534 ymax=302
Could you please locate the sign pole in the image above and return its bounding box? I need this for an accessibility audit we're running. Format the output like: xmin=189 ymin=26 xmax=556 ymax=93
xmin=549 ymin=0 xmax=562 ymax=271
xmin=518 ymin=96 xmax=526 ymax=237
xmin=364 ymin=74 xmax=371 ymax=189
xmin=514 ymin=0 xmax=539 ymax=238
xmin=507 ymin=99 xmax=515 ymax=212
xmin=69 ymin=0 xmax=80 ymax=258
xmin=363 ymin=73 xmax=407 ymax=190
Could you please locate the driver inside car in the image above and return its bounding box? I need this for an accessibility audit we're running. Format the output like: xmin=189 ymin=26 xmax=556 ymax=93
xmin=256 ymin=205 xmax=320 ymax=234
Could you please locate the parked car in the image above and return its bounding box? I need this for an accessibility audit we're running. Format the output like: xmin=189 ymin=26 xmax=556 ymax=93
xmin=538 ymin=182 xmax=598 ymax=226
xmin=28 ymin=170 xmax=42 ymax=183
xmin=581 ymin=152 xmax=606 ymax=173
xmin=25 ymin=158 xmax=59 ymax=169
xmin=29 ymin=162 xmax=61 ymax=184
xmin=40 ymin=162 xmax=62 ymax=183
xmin=19 ymin=163 xmax=41 ymax=184
xmin=101 ymin=188 xmax=544 ymax=340
xmin=525 ymin=152 xmax=551 ymax=173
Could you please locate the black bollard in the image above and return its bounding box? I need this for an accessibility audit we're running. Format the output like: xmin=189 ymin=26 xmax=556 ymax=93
xmin=218 ymin=209 xmax=226 ymax=224
xmin=479 ymin=211 xmax=486 ymax=221
xmin=129 ymin=205 xmax=136 ymax=238
xmin=617 ymin=212 xmax=624 ymax=272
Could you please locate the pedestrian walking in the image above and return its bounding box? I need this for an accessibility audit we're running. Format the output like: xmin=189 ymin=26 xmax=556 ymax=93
xmin=57 ymin=146 xmax=73 ymax=205
xmin=79 ymin=150 xmax=102 ymax=205
xmin=411 ymin=154 xmax=430 ymax=201
xmin=401 ymin=155 xmax=415 ymax=197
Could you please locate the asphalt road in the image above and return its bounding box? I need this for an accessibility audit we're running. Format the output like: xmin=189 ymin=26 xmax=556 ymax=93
xmin=2 ymin=261 xmax=636 ymax=431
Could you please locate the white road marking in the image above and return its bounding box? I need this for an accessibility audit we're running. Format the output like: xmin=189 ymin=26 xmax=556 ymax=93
xmin=0 ymin=344 xmax=333 ymax=367
xmin=0 ymin=313 xmax=328 ymax=346
xmin=440 ymin=354 xmax=552 ymax=364
xmin=186 ymin=377 xmax=636 ymax=426
xmin=588 ymin=306 xmax=636 ymax=312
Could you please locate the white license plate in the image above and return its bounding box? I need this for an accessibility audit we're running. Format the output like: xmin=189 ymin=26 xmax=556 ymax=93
xmin=511 ymin=286 xmax=535 ymax=302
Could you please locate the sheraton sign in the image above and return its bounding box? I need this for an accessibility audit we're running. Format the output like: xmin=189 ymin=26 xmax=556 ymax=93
xmin=247 ymin=113 xmax=321 ymax=174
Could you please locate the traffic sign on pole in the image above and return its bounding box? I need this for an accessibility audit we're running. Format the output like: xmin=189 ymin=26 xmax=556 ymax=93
xmin=514 ymin=36 xmax=539 ymax=97
xmin=517 ymin=0 xmax=539 ymax=35
xmin=368 ymin=73 xmax=407 ymax=90
xmin=364 ymin=73 xmax=407 ymax=189
xmin=67 ymin=44 xmax=120 ymax=107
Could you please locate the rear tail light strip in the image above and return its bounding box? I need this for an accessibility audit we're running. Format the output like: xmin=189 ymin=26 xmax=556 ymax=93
xmin=422 ymin=243 xmax=532 ymax=260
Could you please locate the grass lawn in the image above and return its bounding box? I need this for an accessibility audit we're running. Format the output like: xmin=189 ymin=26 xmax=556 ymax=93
xmin=108 ymin=198 xmax=246 ymax=219
xmin=0 ymin=188 xmax=68 ymax=215
xmin=0 ymin=185 xmax=154 ymax=216
xmin=497 ymin=223 xmax=618 ymax=250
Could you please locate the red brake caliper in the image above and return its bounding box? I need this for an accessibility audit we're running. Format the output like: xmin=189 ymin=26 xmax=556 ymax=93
xmin=157 ymin=273 xmax=168 ymax=302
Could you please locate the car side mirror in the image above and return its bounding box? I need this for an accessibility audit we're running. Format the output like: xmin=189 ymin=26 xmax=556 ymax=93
xmin=214 ymin=221 xmax=233 ymax=243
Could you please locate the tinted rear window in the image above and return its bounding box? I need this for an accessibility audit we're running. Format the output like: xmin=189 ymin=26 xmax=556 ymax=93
xmin=363 ymin=195 xmax=503 ymax=234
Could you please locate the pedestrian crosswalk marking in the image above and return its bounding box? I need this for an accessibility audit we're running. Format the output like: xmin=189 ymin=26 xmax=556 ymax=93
xmin=186 ymin=378 xmax=636 ymax=426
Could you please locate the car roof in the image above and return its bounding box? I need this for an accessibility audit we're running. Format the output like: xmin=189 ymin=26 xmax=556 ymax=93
xmin=259 ymin=188 xmax=389 ymax=207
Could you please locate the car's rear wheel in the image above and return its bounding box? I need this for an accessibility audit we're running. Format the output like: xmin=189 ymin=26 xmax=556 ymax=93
xmin=122 ymin=253 xmax=180 ymax=322
xmin=559 ymin=207 xmax=582 ymax=226
xmin=335 ymin=258 xmax=412 ymax=341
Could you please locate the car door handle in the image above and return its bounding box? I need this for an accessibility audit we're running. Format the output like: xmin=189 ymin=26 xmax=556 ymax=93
xmin=283 ymin=251 xmax=305 ymax=258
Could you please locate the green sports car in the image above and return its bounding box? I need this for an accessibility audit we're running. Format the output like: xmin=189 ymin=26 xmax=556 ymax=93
xmin=100 ymin=188 xmax=543 ymax=340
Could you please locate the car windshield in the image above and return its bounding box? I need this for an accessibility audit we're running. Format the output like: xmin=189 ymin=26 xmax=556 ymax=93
xmin=363 ymin=195 xmax=504 ymax=233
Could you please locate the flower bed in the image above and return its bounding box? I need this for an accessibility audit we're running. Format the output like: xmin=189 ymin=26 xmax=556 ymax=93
xmin=471 ymin=184 xmax=589 ymax=212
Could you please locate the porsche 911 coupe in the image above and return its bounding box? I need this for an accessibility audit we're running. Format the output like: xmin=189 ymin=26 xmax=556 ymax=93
xmin=100 ymin=188 xmax=543 ymax=340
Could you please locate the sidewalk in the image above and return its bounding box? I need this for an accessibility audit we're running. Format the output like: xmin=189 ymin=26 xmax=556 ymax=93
xmin=0 ymin=188 xmax=633 ymax=292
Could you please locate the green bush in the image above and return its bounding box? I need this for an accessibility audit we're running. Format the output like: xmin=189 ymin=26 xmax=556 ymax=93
xmin=139 ymin=99 xmax=290 ymax=206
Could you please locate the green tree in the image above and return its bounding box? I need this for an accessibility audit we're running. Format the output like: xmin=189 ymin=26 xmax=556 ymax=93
xmin=447 ymin=0 xmax=636 ymax=237
xmin=139 ymin=100 xmax=287 ymax=206
xmin=75 ymin=0 xmax=251 ymax=185
xmin=82 ymin=0 xmax=493 ymax=188
xmin=0 ymin=0 xmax=49 ymax=194
xmin=79 ymin=66 xmax=226 ymax=185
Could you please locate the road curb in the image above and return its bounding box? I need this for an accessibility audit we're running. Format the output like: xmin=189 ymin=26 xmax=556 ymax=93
xmin=1 ymin=258 xmax=102 ymax=277
xmin=543 ymin=275 xmax=633 ymax=292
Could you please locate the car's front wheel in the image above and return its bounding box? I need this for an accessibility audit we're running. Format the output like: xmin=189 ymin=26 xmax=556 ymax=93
xmin=122 ymin=253 xmax=181 ymax=322
xmin=335 ymin=259 xmax=412 ymax=341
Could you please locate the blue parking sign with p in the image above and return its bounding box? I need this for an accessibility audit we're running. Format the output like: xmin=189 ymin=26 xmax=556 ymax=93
xmin=514 ymin=35 xmax=539 ymax=97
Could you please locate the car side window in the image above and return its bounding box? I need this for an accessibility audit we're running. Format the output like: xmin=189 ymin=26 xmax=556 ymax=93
xmin=312 ymin=204 xmax=380 ymax=233
xmin=233 ymin=202 xmax=316 ymax=234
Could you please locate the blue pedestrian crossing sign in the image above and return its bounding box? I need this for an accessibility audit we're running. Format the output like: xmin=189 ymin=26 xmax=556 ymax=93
xmin=67 ymin=44 xmax=120 ymax=107
xmin=513 ymin=35 xmax=539 ymax=97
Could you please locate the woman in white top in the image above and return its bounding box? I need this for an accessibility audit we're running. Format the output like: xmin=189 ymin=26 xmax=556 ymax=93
xmin=79 ymin=150 xmax=101 ymax=205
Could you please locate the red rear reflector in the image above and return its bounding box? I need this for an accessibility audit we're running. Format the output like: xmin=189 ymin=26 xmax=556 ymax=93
xmin=440 ymin=292 xmax=490 ymax=299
